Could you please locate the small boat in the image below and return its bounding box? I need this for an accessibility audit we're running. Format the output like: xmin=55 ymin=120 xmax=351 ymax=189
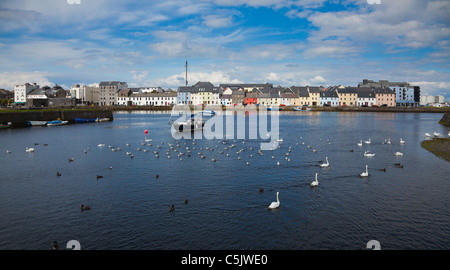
xmin=172 ymin=117 xmax=205 ymax=132
xmin=95 ymin=118 xmax=110 ymax=122
xmin=0 ymin=122 xmax=12 ymax=129
xmin=74 ymin=118 xmax=97 ymax=123
xmin=199 ymin=110 xmax=215 ymax=116
xmin=267 ymin=106 xmax=281 ymax=111
xmin=27 ymin=120 xmax=47 ymax=126
xmin=47 ymin=120 xmax=68 ymax=126
xmin=294 ymin=106 xmax=311 ymax=111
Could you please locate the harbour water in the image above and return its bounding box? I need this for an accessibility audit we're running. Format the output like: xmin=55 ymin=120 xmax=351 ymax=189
xmin=0 ymin=111 xmax=449 ymax=250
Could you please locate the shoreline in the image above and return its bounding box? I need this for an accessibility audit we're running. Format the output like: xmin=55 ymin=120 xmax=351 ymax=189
xmin=421 ymin=138 xmax=450 ymax=162
xmin=1 ymin=105 xmax=449 ymax=114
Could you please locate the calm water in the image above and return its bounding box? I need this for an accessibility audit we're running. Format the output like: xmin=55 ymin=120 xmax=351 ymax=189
xmin=0 ymin=111 xmax=449 ymax=250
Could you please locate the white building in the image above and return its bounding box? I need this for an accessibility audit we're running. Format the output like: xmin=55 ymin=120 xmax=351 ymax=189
xmin=14 ymin=83 xmax=39 ymax=104
xmin=119 ymin=92 xmax=177 ymax=106
xmin=420 ymin=95 xmax=445 ymax=106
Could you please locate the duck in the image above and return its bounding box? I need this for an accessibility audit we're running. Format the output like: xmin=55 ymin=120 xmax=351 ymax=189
xmin=81 ymin=204 xmax=91 ymax=211
xmin=155 ymin=174 xmax=159 ymax=179
xmin=52 ymin=241 xmax=59 ymax=250
xmin=169 ymin=205 xmax=175 ymax=212
xmin=259 ymin=188 xmax=264 ymax=193
xmin=379 ymin=168 xmax=386 ymax=172
xmin=56 ymin=172 xmax=61 ymax=177
xmin=68 ymin=158 xmax=74 ymax=162
xmin=268 ymin=192 xmax=280 ymax=209
xmin=360 ymin=165 xmax=369 ymax=177
xmin=320 ymin=157 xmax=329 ymax=168
xmin=310 ymin=173 xmax=319 ymax=187
xmin=184 ymin=199 xmax=188 ymax=204
xmin=6 ymin=150 xmax=11 ymax=154
xmin=96 ymin=175 xmax=103 ymax=179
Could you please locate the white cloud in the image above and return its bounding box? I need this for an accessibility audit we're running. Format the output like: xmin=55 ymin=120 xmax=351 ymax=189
xmin=0 ymin=71 xmax=53 ymax=90
xmin=203 ymin=14 xmax=234 ymax=28
xmin=153 ymin=71 xmax=243 ymax=89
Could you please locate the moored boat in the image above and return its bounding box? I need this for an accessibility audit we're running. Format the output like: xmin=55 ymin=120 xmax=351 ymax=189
xmin=0 ymin=122 xmax=12 ymax=129
xmin=75 ymin=118 xmax=96 ymax=123
xmin=27 ymin=120 xmax=47 ymax=126
xmin=47 ymin=120 xmax=68 ymax=126
xmin=95 ymin=118 xmax=110 ymax=122
xmin=267 ymin=106 xmax=281 ymax=111
xmin=199 ymin=110 xmax=215 ymax=116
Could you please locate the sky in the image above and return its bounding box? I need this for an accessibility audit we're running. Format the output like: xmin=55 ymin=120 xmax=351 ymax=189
xmin=0 ymin=0 xmax=449 ymax=98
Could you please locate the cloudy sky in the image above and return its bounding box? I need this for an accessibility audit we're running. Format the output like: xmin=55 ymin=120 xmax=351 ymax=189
xmin=0 ymin=0 xmax=449 ymax=97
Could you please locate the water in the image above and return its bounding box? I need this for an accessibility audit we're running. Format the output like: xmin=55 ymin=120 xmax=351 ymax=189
xmin=0 ymin=111 xmax=449 ymax=250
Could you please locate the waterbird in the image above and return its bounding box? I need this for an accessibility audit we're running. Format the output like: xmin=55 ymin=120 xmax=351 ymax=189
xmin=310 ymin=173 xmax=319 ymax=187
xmin=394 ymin=152 xmax=403 ymax=156
xmin=81 ymin=204 xmax=91 ymax=211
xmin=277 ymin=161 xmax=280 ymax=166
xmin=6 ymin=150 xmax=11 ymax=154
xmin=364 ymin=151 xmax=375 ymax=157
xmin=52 ymin=241 xmax=59 ymax=250
xmin=349 ymin=149 xmax=354 ymax=152
xmin=185 ymin=199 xmax=188 ymax=204
xmin=400 ymin=138 xmax=405 ymax=144
xmin=68 ymin=158 xmax=74 ymax=162
xmin=357 ymin=140 xmax=363 ymax=147
xmin=360 ymin=165 xmax=369 ymax=177
xmin=425 ymin=133 xmax=431 ymax=137
xmin=25 ymin=147 xmax=34 ymax=153
xmin=379 ymin=168 xmax=386 ymax=172
xmin=364 ymin=138 xmax=371 ymax=144
xmin=268 ymin=192 xmax=280 ymax=209
xmin=155 ymin=174 xmax=159 ymax=179
xmin=56 ymin=172 xmax=61 ymax=177
xmin=169 ymin=205 xmax=175 ymax=212
xmin=259 ymin=188 xmax=264 ymax=193
xmin=96 ymin=175 xmax=103 ymax=179
xmin=320 ymin=157 xmax=329 ymax=168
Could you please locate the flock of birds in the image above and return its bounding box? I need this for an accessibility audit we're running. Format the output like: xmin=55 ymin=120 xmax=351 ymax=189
xmin=5 ymin=129 xmax=450 ymax=212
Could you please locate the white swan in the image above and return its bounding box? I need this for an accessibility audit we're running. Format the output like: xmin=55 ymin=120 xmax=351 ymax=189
xmin=434 ymin=131 xmax=442 ymax=137
xmin=268 ymin=192 xmax=280 ymax=209
xmin=320 ymin=157 xmax=329 ymax=168
xmin=400 ymin=138 xmax=405 ymax=144
xmin=360 ymin=165 xmax=369 ymax=177
xmin=394 ymin=152 xmax=403 ymax=156
xmin=277 ymin=161 xmax=280 ymax=166
xmin=98 ymin=144 xmax=105 ymax=147
xmin=387 ymin=138 xmax=391 ymax=145
xmin=425 ymin=133 xmax=431 ymax=137
xmin=364 ymin=138 xmax=371 ymax=144
xmin=364 ymin=151 xmax=375 ymax=157
xmin=310 ymin=173 xmax=319 ymax=187
xmin=357 ymin=140 xmax=363 ymax=147
xmin=25 ymin=147 xmax=34 ymax=153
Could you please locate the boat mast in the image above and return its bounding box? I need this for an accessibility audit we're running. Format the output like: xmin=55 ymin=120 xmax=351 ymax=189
xmin=185 ymin=60 xmax=188 ymax=87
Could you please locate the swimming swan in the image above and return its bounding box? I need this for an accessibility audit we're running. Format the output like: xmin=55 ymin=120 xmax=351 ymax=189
xmin=268 ymin=192 xmax=280 ymax=209
xmin=360 ymin=165 xmax=369 ymax=177
xmin=310 ymin=173 xmax=319 ymax=187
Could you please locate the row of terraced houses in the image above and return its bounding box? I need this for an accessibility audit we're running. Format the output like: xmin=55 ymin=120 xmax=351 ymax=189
xmin=13 ymin=79 xmax=421 ymax=108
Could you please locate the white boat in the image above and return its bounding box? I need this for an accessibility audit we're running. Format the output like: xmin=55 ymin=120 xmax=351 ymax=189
xmin=172 ymin=117 xmax=204 ymax=132
xmin=199 ymin=110 xmax=215 ymax=116
xmin=293 ymin=106 xmax=311 ymax=111
xmin=47 ymin=120 xmax=68 ymax=126
xmin=27 ymin=120 xmax=47 ymax=126
xmin=95 ymin=118 xmax=110 ymax=122
xmin=267 ymin=106 xmax=281 ymax=111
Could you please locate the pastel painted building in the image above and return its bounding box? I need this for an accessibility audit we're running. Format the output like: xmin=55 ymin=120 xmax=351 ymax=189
xmin=373 ymin=88 xmax=396 ymax=107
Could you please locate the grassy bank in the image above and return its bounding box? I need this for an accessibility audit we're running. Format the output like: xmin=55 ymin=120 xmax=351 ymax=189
xmin=421 ymin=138 xmax=450 ymax=162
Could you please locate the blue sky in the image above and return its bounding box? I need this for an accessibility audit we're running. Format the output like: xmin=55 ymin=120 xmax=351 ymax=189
xmin=0 ymin=0 xmax=449 ymax=98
